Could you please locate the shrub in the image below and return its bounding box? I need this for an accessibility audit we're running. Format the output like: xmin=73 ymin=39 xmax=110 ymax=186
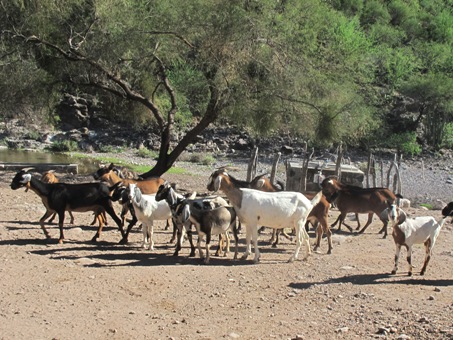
xmin=98 ymin=145 xmax=126 ymax=153
xmin=388 ymin=131 xmax=421 ymax=157
xmin=136 ymin=147 xmax=158 ymax=159
xmin=49 ymin=140 xmax=79 ymax=152
xmin=442 ymin=123 xmax=453 ymax=149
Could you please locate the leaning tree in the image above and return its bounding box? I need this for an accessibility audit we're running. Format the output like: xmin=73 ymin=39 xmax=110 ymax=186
xmin=2 ymin=0 xmax=377 ymax=176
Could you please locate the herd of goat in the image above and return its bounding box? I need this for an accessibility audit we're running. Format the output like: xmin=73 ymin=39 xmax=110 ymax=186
xmin=9 ymin=163 xmax=453 ymax=276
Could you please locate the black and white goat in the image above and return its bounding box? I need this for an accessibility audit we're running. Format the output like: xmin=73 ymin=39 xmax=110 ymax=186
xmin=178 ymin=200 xmax=238 ymax=264
xmin=382 ymin=200 xmax=453 ymax=276
xmin=155 ymin=182 xmax=230 ymax=258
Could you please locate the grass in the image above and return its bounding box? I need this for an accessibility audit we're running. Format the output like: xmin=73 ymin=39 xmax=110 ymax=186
xmin=419 ymin=203 xmax=433 ymax=210
xmin=68 ymin=152 xmax=188 ymax=175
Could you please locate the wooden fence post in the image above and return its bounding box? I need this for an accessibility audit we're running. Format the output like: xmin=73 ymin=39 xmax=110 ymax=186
xmin=247 ymin=147 xmax=258 ymax=182
xmin=270 ymin=152 xmax=281 ymax=185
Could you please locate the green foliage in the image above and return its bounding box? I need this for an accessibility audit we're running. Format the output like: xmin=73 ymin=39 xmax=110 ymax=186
xmin=419 ymin=203 xmax=433 ymax=210
xmin=387 ymin=132 xmax=421 ymax=157
xmin=49 ymin=140 xmax=79 ymax=152
xmin=442 ymin=123 xmax=453 ymax=149
xmin=97 ymin=145 xmax=127 ymax=153
xmin=0 ymin=0 xmax=452 ymax=155
xmin=136 ymin=148 xmax=158 ymax=159
xmin=24 ymin=130 xmax=41 ymax=141
xmin=400 ymin=73 xmax=453 ymax=148
xmin=374 ymin=47 xmax=418 ymax=86
xmin=179 ymin=152 xmax=216 ymax=166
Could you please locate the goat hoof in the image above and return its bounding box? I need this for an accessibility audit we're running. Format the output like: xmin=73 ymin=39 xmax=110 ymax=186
xmin=408 ymin=272 xmax=413 ymax=277
xmin=90 ymin=237 xmax=98 ymax=243
xmin=118 ymin=238 xmax=128 ymax=245
xmin=391 ymin=270 xmax=397 ymax=275
xmin=420 ymin=271 xmax=425 ymax=276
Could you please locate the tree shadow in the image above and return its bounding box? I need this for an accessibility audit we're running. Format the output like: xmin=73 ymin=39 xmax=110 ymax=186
xmin=289 ymin=272 xmax=453 ymax=290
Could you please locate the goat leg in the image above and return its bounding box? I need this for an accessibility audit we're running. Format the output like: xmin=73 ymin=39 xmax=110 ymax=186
xmin=173 ymin=226 xmax=183 ymax=256
xmin=391 ymin=244 xmax=401 ymax=275
xmin=420 ymin=239 xmax=432 ymax=276
xmin=39 ymin=210 xmax=54 ymax=239
xmin=232 ymin=222 xmax=239 ymax=260
xmin=215 ymin=234 xmax=222 ymax=256
xmin=204 ymin=233 xmax=211 ymax=264
xmin=57 ymin=211 xmax=65 ymax=244
xmin=168 ymin=218 xmax=176 ymax=243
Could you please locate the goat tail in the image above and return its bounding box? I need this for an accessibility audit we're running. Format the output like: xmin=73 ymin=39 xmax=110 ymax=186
xmin=310 ymin=191 xmax=323 ymax=207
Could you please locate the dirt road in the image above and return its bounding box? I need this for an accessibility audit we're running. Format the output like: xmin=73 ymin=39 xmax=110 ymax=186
xmin=1 ymin=170 xmax=453 ymax=340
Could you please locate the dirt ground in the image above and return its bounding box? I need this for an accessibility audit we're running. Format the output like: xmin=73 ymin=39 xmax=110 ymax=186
xmin=1 ymin=169 xmax=453 ymax=340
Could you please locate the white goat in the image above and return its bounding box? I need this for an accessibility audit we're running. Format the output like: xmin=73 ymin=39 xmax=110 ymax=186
xmin=207 ymin=169 xmax=322 ymax=263
xmin=128 ymin=183 xmax=172 ymax=250
xmin=382 ymin=201 xmax=453 ymax=276
xmin=180 ymin=201 xmax=238 ymax=264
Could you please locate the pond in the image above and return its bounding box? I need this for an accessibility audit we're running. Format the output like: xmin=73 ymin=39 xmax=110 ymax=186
xmin=0 ymin=148 xmax=100 ymax=175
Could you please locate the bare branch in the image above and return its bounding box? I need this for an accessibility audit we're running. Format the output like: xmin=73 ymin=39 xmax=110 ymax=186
xmin=17 ymin=34 xmax=167 ymax=128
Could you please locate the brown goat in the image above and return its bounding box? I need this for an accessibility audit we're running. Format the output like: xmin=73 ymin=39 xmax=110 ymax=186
xmin=321 ymin=177 xmax=396 ymax=238
xmin=93 ymin=163 xmax=167 ymax=242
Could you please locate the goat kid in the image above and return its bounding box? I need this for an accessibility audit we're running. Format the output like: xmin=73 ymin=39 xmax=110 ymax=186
xmin=207 ymin=169 xmax=322 ymax=263
xmin=11 ymin=169 xmax=124 ymax=243
xmin=128 ymin=183 xmax=172 ymax=250
xmin=382 ymin=201 xmax=453 ymax=276
xmin=155 ymin=182 xmax=230 ymax=257
xmin=179 ymin=200 xmax=238 ymax=264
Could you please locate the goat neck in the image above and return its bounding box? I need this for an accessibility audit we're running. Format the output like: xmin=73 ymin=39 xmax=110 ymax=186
xmin=11 ymin=171 xmax=51 ymax=197
xmin=207 ymin=171 xmax=243 ymax=209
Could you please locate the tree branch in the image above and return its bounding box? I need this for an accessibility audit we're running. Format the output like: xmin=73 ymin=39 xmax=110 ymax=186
xmin=17 ymin=34 xmax=167 ymax=128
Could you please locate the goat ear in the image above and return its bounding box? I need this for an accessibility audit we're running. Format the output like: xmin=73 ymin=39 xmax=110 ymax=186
xmin=397 ymin=209 xmax=407 ymax=225
xmin=255 ymin=178 xmax=266 ymax=189
xmin=213 ymin=176 xmax=222 ymax=192
xmin=168 ymin=189 xmax=178 ymax=206
xmin=108 ymin=163 xmax=115 ymax=170
xmin=182 ymin=205 xmax=191 ymax=223
xmin=380 ymin=208 xmax=389 ymax=222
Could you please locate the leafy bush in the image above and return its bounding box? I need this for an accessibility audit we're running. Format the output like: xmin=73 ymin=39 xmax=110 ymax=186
xmin=387 ymin=131 xmax=421 ymax=157
xmin=419 ymin=203 xmax=433 ymax=210
xmin=24 ymin=130 xmax=41 ymax=141
xmin=442 ymin=123 xmax=453 ymax=148
xmin=98 ymin=145 xmax=126 ymax=153
xmin=179 ymin=152 xmax=216 ymax=165
xmin=49 ymin=140 xmax=79 ymax=152
xmin=136 ymin=147 xmax=158 ymax=159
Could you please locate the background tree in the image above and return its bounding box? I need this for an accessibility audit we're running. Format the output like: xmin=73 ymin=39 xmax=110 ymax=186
xmin=1 ymin=0 xmax=452 ymax=173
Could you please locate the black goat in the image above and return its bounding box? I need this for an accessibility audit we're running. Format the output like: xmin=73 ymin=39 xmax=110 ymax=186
xmin=10 ymin=169 xmax=124 ymax=243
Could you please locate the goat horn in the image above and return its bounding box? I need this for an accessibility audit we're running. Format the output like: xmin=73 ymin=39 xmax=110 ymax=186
xmin=21 ymin=167 xmax=34 ymax=172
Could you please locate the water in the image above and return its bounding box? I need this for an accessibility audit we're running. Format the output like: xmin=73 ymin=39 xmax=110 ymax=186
xmin=0 ymin=148 xmax=100 ymax=174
